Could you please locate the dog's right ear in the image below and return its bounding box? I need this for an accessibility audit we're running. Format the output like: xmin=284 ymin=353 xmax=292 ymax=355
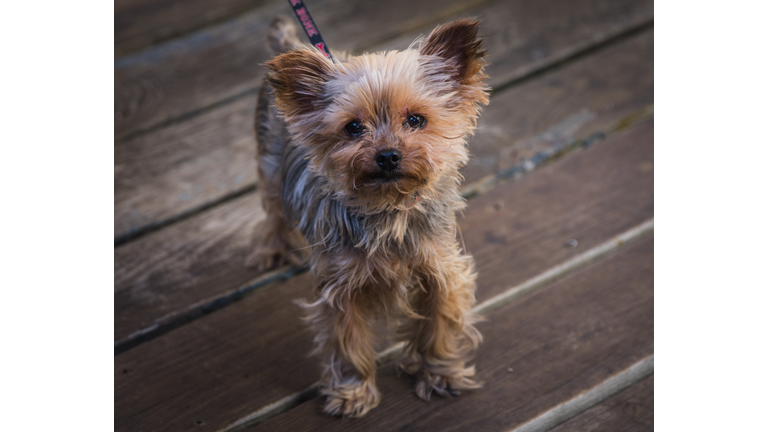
xmin=419 ymin=19 xmax=486 ymax=87
xmin=266 ymin=49 xmax=334 ymax=118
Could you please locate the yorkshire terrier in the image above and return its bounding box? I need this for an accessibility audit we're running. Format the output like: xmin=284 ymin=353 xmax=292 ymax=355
xmin=247 ymin=15 xmax=489 ymax=417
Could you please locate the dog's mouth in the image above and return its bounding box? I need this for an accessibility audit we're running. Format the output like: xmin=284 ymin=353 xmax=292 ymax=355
xmin=368 ymin=169 xmax=427 ymax=186
xmin=349 ymin=172 xmax=426 ymax=211
xmin=369 ymin=170 xmax=404 ymax=183
xmin=352 ymin=168 xmax=428 ymax=210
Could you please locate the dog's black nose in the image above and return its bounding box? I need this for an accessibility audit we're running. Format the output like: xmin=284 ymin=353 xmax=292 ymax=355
xmin=375 ymin=150 xmax=402 ymax=171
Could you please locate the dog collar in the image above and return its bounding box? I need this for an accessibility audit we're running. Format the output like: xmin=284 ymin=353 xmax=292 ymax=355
xmin=405 ymin=191 xmax=423 ymax=209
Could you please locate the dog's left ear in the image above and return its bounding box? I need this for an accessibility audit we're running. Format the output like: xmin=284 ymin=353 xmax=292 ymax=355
xmin=419 ymin=18 xmax=487 ymax=87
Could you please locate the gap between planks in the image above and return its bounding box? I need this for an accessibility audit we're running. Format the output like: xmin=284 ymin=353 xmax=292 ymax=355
xmin=114 ymin=21 xmax=654 ymax=247
xmin=220 ymin=219 xmax=655 ymax=432
xmin=116 ymin=7 xmax=653 ymax=144
xmin=114 ymin=184 xmax=256 ymax=246
xmin=116 ymin=0 xmax=275 ymax=57
xmin=488 ymin=20 xmax=653 ymax=98
xmin=113 ymin=106 xmax=654 ymax=355
xmin=114 ymin=265 xmax=306 ymax=355
xmin=510 ymin=355 xmax=654 ymax=432
xmin=114 ymin=0 xmax=501 ymax=143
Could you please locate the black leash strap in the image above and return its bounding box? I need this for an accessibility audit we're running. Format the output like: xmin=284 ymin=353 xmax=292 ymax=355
xmin=287 ymin=0 xmax=333 ymax=61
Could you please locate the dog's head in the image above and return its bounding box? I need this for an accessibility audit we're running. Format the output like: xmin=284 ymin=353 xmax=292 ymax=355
xmin=267 ymin=19 xmax=489 ymax=212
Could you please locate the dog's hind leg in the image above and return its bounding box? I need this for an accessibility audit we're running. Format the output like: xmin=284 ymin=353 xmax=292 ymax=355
xmin=244 ymin=17 xmax=306 ymax=272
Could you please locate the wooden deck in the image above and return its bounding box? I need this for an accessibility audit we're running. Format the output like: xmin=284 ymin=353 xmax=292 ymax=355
xmin=114 ymin=0 xmax=654 ymax=430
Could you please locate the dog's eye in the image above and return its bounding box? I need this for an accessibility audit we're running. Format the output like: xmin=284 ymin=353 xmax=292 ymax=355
xmin=406 ymin=114 xmax=426 ymax=129
xmin=344 ymin=120 xmax=365 ymax=137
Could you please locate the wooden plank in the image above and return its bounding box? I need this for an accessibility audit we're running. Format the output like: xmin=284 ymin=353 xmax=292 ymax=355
xmin=114 ymin=0 xmax=652 ymax=139
xmin=549 ymin=374 xmax=654 ymax=432
xmin=114 ymin=29 xmax=653 ymax=344
xmin=115 ymin=118 xmax=654 ymax=431
xmin=115 ymin=0 xmax=275 ymax=56
xmin=114 ymin=191 xmax=265 ymax=343
xmin=114 ymin=96 xmax=256 ymax=243
xmin=253 ymin=235 xmax=654 ymax=431
xmin=115 ymin=272 xmax=316 ymax=432
xmin=114 ymin=22 xmax=654 ymax=244
xmin=114 ymin=0 xmax=484 ymax=139
xmin=463 ymin=119 xmax=654 ymax=303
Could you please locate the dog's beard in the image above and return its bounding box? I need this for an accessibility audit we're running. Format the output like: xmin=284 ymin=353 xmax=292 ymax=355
xmin=338 ymin=173 xmax=428 ymax=213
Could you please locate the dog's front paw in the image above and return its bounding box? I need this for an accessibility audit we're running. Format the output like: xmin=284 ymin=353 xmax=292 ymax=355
xmin=413 ymin=365 xmax=482 ymax=401
xmin=321 ymin=380 xmax=380 ymax=418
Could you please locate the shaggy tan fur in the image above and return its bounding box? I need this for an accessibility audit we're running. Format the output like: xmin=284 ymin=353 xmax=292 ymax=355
xmin=248 ymin=16 xmax=489 ymax=417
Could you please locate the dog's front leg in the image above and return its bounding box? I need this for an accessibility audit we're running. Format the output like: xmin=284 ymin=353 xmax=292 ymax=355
xmin=401 ymin=243 xmax=483 ymax=400
xmin=303 ymin=283 xmax=380 ymax=417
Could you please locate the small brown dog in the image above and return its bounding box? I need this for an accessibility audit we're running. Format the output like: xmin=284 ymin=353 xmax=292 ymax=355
xmin=247 ymin=15 xmax=489 ymax=417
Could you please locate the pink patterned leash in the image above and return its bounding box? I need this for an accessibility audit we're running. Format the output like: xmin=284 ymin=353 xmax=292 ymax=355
xmin=286 ymin=0 xmax=333 ymax=61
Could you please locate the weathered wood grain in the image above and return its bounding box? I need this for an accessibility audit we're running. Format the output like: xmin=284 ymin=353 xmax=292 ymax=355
xmin=114 ymin=0 xmax=486 ymax=139
xmin=462 ymin=27 xmax=654 ymax=189
xmin=114 ymin=96 xmax=256 ymax=243
xmin=114 ymin=0 xmax=652 ymax=139
xmin=115 ymin=119 xmax=654 ymax=431
xmin=115 ymin=0 xmax=275 ymax=56
xmin=114 ymin=30 xmax=653 ymax=345
xmin=463 ymin=119 xmax=653 ymax=304
xmin=549 ymin=374 xmax=654 ymax=432
xmin=253 ymin=236 xmax=653 ymax=431
xmin=114 ymin=25 xmax=654 ymax=244
xmin=114 ymin=191 xmax=265 ymax=342
xmin=115 ymin=271 xmax=316 ymax=432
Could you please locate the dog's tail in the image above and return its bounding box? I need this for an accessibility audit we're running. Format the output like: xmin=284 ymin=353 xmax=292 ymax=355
xmin=268 ymin=15 xmax=304 ymax=55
